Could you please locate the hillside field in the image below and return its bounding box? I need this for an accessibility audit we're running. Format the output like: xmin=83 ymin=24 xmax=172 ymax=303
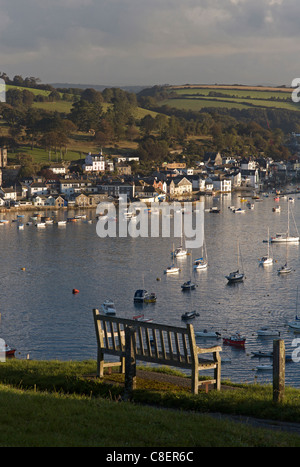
xmin=160 ymin=84 xmax=300 ymax=112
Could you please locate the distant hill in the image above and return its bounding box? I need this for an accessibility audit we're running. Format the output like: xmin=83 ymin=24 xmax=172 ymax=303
xmin=50 ymin=83 xmax=151 ymax=94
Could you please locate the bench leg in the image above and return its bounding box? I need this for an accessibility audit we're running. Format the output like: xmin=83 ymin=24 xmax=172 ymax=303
xmin=120 ymin=356 xmax=125 ymax=374
xmin=96 ymin=349 xmax=104 ymax=378
xmin=124 ymin=326 xmax=136 ymax=400
xmin=214 ymin=360 xmax=221 ymax=391
xmin=191 ymin=364 xmax=198 ymax=395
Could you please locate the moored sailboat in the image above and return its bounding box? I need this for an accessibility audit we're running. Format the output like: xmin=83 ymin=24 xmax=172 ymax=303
xmin=259 ymin=228 xmax=273 ymax=265
xmin=270 ymin=203 xmax=299 ymax=243
xmin=193 ymin=237 xmax=208 ymax=270
xmin=226 ymin=241 xmax=244 ymax=283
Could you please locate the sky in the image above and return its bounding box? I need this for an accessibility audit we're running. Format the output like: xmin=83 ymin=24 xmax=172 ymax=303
xmin=0 ymin=0 xmax=299 ymax=87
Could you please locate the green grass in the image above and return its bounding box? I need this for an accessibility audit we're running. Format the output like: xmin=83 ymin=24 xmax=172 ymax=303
xmin=173 ymin=87 xmax=292 ymax=100
xmin=32 ymin=101 xmax=73 ymax=113
xmin=6 ymin=84 xmax=52 ymax=97
xmin=0 ymin=360 xmax=300 ymax=446
xmin=158 ymin=98 xmax=252 ymax=111
xmin=163 ymin=86 xmax=300 ymax=112
xmin=3 ymin=383 xmax=300 ymax=447
xmin=17 ymin=145 xmax=85 ymax=163
xmin=159 ymin=97 xmax=299 ymax=112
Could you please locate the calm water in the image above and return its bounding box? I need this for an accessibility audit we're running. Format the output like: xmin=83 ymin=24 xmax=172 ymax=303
xmin=2 ymin=193 xmax=300 ymax=387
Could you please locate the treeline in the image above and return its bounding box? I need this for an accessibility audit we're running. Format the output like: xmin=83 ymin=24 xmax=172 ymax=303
xmin=0 ymin=72 xmax=54 ymax=91
xmin=0 ymin=76 xmax=299 ymax=168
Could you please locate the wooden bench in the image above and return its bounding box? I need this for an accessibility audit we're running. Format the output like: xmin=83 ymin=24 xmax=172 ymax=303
xmin=93 ymin=309 xmax=222 ymax=395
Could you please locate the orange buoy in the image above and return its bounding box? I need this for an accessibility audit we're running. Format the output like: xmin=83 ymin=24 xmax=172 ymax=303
xmin=72 ymin=289 xmax=79 ymax=294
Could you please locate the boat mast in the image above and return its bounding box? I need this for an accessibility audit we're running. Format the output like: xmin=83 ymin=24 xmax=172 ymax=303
xmin=287 ymin=202 xmax=290 ymax=237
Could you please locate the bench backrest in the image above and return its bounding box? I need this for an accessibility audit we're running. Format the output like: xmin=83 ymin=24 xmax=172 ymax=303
xmin=93 ymin=310 xmax=196 ymax=369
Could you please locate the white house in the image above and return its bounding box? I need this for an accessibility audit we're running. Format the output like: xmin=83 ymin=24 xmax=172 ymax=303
xmin=83 ymin=153 xmax=105 ymax=172
xmin=50 ymin=164 xmax=66 ymax=175
xmin=168 ymin=177 xmax=193 ymax=197
xmin=205 ymin=179 xmax=214 ymax=193
xmin=59 ymin=179 xmax=93 ymax=196
xmin=114 ymin=155 xmax=140 ymax=164
xmin=0 ymin=187 xmax=17 ymax=201
xmin=29 ymin=182 xmax=49 ymax=197
xmin=212 ymin=177 xmax=232 ymax=192
xmin=241 ymin=169 xmax=260 ymax=188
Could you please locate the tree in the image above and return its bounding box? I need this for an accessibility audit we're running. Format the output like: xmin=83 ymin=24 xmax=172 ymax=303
xmin=70 ymin=100 xmax=103 ymax=131
xmin=94 ymin=118 xmax=115 ymax=145
xmin=40 ymin=131 xmax=69 ymax=160
xmin=81 ymin=88 xmax=103 ymax=105
xmin=138 ymin=136 xmax=169 ymax=162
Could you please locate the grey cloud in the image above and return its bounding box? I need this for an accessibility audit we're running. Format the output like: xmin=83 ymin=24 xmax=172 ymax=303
xmin=0 ymin=0 xmax=299 ymax=85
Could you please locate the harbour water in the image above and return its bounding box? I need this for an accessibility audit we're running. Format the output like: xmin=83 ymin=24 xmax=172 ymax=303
xmin=1 ymin=192 xmax=300 ymax=387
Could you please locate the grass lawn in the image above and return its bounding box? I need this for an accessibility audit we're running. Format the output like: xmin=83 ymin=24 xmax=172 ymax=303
xmin=0 ymin=360 xmax=300 ymax=447
xmin=17 ymin=145 xmax=85 ymax=164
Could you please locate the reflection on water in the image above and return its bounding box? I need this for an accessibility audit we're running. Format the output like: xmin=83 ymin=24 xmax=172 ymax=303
xmin=1 ymin=194 xmax=300 ymax=387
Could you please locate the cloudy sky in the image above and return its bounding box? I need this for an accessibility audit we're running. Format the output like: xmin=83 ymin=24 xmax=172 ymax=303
xmin=0 ymin=0 xmax=299 ymax=86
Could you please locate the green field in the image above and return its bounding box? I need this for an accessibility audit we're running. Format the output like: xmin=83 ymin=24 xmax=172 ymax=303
xmin=6 ymin=84 xmax=52 ymax=97
xmin=162 ymin=85 xmax=300 ymax=112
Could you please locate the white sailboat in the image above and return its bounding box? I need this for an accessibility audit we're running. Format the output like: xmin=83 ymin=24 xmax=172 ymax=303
xmin=259 ymin=228 xmax=273 ymax=265
xmin=277 ymin=241 xmax=292 ymax=274
xmin=270 ymin=203 xmax=299 ymax=243
xmin=173 ymin=223 xmax=188 ymax=257
xmin=165 ymin=244 xmax=180 ymax=274
xmin=193 ymin=237 xmax=208 ymax=270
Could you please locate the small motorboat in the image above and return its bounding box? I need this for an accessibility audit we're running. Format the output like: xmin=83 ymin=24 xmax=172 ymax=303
xmin=223 ymin=333 xmax=246 ymax=348
xmin=181 ymin=280 xmax=196 ymax=290
xmin=101 ymin=299 xmax=116 ymax=315
xmin=17 ymin=224 xmax=24 ymax=230
xmin=132 ymin=314 xmax=153 ymax=322
xmin=193 ymin=258 xmax=208 ymax=270
xmin=233 ymin=208 xmax=245 ymax=214
xmin=257 ymin=327 xmax=280 ymax=337
xmin=195 ymin=329 xmax=221 ymax=338
xmin=225 ymin=270 xmax=244 ymax=283
xmin=173 ymin=246 xmax=188 ymax=258
xmin=181 ymin=310 xmax=199 ymax=320
xmin=277 ymin=263 xmax=292 ymax=274
xmin=134 ymin=289 xmax=148 ymax=303
xmin=288 ymin=318 xmax=300 ymax=331
xmin=272 ymin=206 xmax=280 ymax=213
xmin=1 ymin=344 xmax=16 ymax=358
xmin=144 ymin=292 xmax=157 ymax=303
xmin=209 ymin=207 xmax=220 ymax=213
xmin=251 ymin=351 xmax=273 ymax=358
xmin=164 ymin=265 xmax=180 ymax=274
xmin=259 ymin=256 xmax=273 ymax=266
xmin=256 ymin=364 xmax=273 ymax=371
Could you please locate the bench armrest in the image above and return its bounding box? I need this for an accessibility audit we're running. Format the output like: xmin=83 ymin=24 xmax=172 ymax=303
xmin=196 ymin=346 xmax=222 ymax=355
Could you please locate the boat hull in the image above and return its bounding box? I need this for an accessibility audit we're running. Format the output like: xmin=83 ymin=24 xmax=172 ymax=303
xmin=271 ymin=236 xmax=299 ymax=243
xmin=223 ymin=337 xmax=245 ymax=347
xmin=225 ymin=273 xmax=244 ymax=283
